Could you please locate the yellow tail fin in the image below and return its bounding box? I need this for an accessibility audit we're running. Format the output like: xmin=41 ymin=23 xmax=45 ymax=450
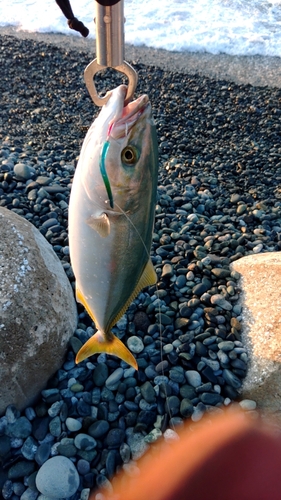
xmin=75 ymin=331 xmax=138 ymax=370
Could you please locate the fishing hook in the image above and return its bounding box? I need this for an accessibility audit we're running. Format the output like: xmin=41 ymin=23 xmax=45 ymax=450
xmin=84 ymin=0 xmax=138 ymax=107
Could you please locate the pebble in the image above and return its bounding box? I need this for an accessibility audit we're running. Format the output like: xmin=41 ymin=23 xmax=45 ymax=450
xmin=65 ymin=417 xmax=82 ymax=432
xmin=74 ymin=433 xmax=97 ymax=451
xmin=239 ymin=399 xmax=257 ymax=411
xmin=185 ymin=370 xmax=202 ymax=387
xmin=35 ymin=456 xmax=79 ymax=498
xmin=127 ymin=336 xmax=144 ymax=353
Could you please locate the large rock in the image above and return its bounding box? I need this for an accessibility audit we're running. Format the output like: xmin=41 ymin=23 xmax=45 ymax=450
xmin=0 ymin=207 xmax=77 ymax=414
xmin=231 ymin=252 xmax=281 ymax=419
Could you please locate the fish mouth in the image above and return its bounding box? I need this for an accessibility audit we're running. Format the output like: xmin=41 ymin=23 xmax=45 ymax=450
xmin=108 ymin=87 xmax=150 ymax=140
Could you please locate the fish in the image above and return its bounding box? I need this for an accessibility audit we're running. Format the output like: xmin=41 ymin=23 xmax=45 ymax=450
xmin=68 ymin=84 xmax=158 ymax=370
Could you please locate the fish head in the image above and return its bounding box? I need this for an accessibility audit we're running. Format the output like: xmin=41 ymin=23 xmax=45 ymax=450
xmin=81 ymin=84 xmax=158 ymax=214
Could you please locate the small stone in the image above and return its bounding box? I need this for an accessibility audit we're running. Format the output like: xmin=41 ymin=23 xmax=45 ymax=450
xmin=57 ymin=441 xmax=77 ymax=458
xmin=140 ymin=381 xmax=156 ymax=404
xmin=126 ymin=431 xmax=149 ymax=460
xmin=20 ymin=487 xmax=38 ymax=500
xmin=105 ymin=367 xmax=124 ymax=389
xmin=127 ymin=336 xmax=144 ymax=354
xmin=239 ymin=399 xmax=257 ymax=411
xmin=2 ymin=480 xmax=13 ymax=500
xmin=6 ymin=416 xmax=32 ymax=439
xmin=14 ymin=163 xmax=35 ymax=180
xmin=175 ymin=317 xmax=190 ymax=329
xmin=49 ymin=416 xmax=61 ymax=437
xmin=218 ymin=341 xmax=235 ymax=352
xmin=35 ymin=443 xmax=51 ymax=466
xmin=74 ymin=433 xmax=97 ymax=451
xmin=21 ymin=436 xmax=38 ymax=460
xmin=8 ymin=460 xmax=35 ymax=479
xmin=88 ymin=420 xmax=110 ymax=439
xmin=222 ymin=369 xmax=242 ymax=389
xmin=144 ymin=428 xmax=162 ymax=443
xmin=192 ymin=279 xmax=212 ymax=296
xmin=65 ymin=417 xmax=82 ymax=432
xmin=180 ymin=399 xmax=194 ymax=418
xmin=161 ymin=263 xmax=174 ymax=279
xmin=106 ymin=428 xmax=125 ymax=448
xmin=211 ymin=268 xmax=230 ymax=278
xmin=0 ymin=435 xmax=11 ymax=457
xmin=35 ymin=456 xmax=79 ymax=498
xmin=6 ymin=405 xmax=20 ymax=423
xmin=185 ymin=370 xmax=202 ymax=387
xmin=210 ymin=294 xmax=232 ymax=310
xmin=93 ymin=363 xmax=109 ymax=386
xmin=77 ymin=459 xmax=90 ymax=475
xmin=200 ymin=393 xmax=224 ymax=405
xmin=120 ymin=442 xmax=131 ymax=463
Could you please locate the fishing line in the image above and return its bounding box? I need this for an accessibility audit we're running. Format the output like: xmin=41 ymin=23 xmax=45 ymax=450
xmin=114 ymin=201 xmax=176 ymax=433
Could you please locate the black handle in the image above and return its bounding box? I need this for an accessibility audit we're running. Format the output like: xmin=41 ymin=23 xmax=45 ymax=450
xmin=95 ymin=0 xmax=121 ymax=5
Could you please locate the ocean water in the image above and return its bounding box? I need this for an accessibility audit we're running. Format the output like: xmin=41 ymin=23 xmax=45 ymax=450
xmin=1 ymin=0 xmax=281 ymax=57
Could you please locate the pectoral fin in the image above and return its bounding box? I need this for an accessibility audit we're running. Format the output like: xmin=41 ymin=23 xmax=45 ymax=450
xmin=75 ymin=330 xmax=138 ymax=370
xmin=86 ymin=212 xmax=110 ymax=237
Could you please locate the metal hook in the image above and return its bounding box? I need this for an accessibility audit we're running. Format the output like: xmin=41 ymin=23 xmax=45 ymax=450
xmin=84 ymin=0 xmax=138 ymax=107
xmin=84 ymin=59 xmax=138 ymax=107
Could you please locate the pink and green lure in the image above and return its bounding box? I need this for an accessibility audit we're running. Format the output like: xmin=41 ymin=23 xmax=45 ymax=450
xmin=99 ymin=124 xmax=114 ymax=209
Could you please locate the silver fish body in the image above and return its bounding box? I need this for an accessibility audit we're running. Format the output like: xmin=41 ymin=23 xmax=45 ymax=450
xmin=69 ymin=85 xmax=158 ymax=369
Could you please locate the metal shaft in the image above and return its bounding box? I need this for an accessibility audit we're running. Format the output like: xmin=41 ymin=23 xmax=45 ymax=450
xmin=95 ymin=0 xmax=124 ymax=68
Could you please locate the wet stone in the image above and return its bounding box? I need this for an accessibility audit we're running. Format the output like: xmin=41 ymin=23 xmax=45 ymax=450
xmin=93 ymin=363 xmax=109 ymax=387
xmin=185 ymin=370 xmax=202 ymax=387
xmin=200 ymin=393 xmax=224 ymax=405
xmin=127 ymin=336 xmax=144 ymax=354
xmin=21 ymin=436 xmax=38 ymax=460
xmin=105 ymin=367 xmax=124 ymax=389
xmin=180 ymin=399 xmax=194 ymax=418
xmin=218 ymin=341 xmax=235 ymax=352
xmin=35 ymin=443 xmax=51 ymax=466
xmin=210 ymin=295 xmax=232 ymax=310
xmin=65 ymin=417 xmax=82 ymax=432
xmin=35 ymin=456 xmax=79 ymax=498
xmin=106 ymin=428 xmax=125 ymax=448
xmin=8 ymin=460 xmax=35 ymax=479
xmin=57 ymin=442 xmax=77 ymax=457
xmin=180 ymin=385 xmax=197 ymax=400
xmin=6 ymin=417 xmax=32 ymax=439
xmin=222 ymin=369 xmax=242 ymax=389
xmin=140 ymin=381 xmax=156 ymax=404
xmin=0 ymin=435 xmax=11 ymax=457
xmin=49 ymin=416 xmax=61 ymax=437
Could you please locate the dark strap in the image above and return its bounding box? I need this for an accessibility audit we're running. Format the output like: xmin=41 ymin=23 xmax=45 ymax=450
xmin=95 ymin=0 xmax=121 ymax=5
xmin=55 ymin=0 xmax=89 ymax=37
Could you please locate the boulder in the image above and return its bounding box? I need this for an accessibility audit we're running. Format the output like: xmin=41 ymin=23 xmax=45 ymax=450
xmin=0 ymin=207 xmax=77 ymax=414
xmin=231 ymin=252 xmax=281 ymax=420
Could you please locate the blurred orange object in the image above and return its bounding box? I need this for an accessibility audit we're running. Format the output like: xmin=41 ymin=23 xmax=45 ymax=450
xmin=91 ymin=411 xmax=281 ymax=500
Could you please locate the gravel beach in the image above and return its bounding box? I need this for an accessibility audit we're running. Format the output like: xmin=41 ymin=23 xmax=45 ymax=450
xmin=0 ymin=31 xmax=281 ymax=500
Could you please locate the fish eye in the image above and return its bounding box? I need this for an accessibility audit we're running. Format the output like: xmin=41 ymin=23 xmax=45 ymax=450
xmin=121 ymin=146 xmax=139 ymax=166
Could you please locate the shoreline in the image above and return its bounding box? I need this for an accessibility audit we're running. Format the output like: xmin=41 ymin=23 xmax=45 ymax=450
xmin=1 ymin=25 xmax=281 ymax=88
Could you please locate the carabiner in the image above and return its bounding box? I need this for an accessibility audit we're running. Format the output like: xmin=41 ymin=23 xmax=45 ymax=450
xmin=84 ymin=0 xmax=138 ymax=106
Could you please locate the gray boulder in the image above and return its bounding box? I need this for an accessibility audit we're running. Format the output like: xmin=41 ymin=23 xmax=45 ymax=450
xmin=231 ymin=252 xmax=281 ymax=421
xmin=0 ymin=207 xmax=77 ymax=414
